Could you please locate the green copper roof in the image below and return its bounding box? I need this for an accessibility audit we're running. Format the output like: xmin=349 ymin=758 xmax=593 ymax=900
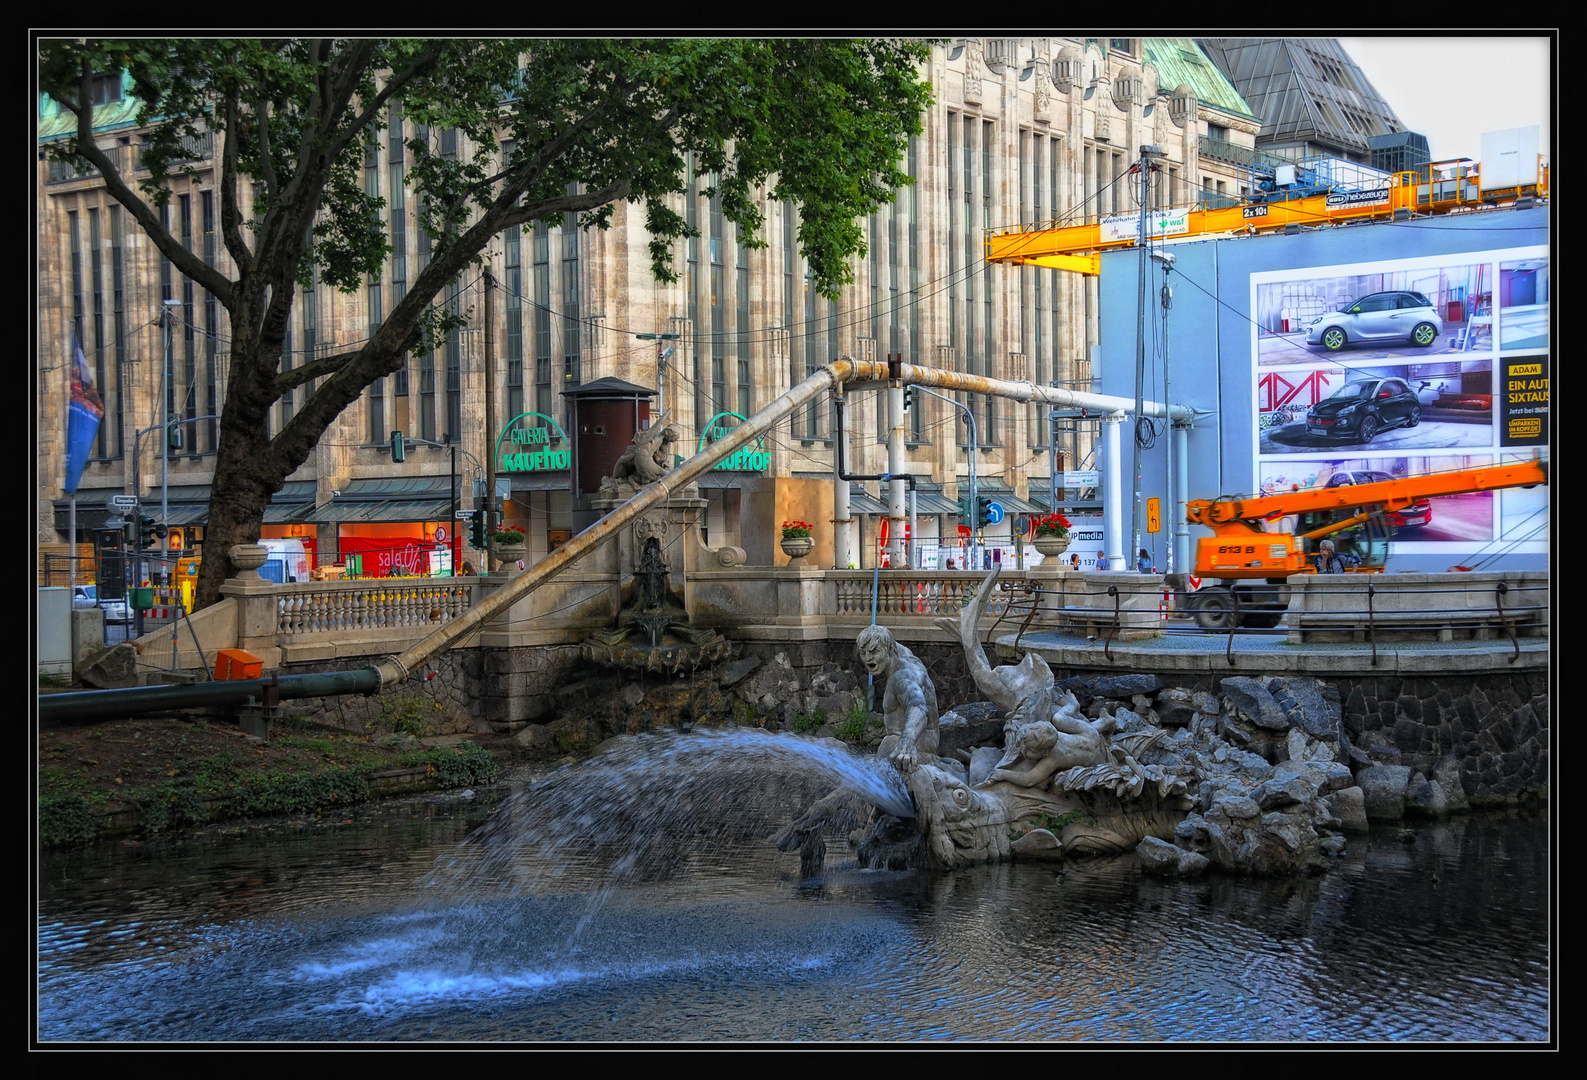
xmin=1142 ymin=39 xmax=1258 ymax=122
xmin=38 ymin=78 xmax=147 ymax=143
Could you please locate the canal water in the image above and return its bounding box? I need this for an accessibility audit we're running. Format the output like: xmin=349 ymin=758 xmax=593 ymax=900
xmin=37 ymin=754 xmax=1550 ymax=1043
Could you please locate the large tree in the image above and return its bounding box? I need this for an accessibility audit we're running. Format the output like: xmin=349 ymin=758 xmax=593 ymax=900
xmin=40 ymin=38 xmax=932 ymax=607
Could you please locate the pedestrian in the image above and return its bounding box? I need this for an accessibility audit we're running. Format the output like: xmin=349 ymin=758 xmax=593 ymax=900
xmin=1137 ymin=548 xmax=1155 ymax=574
xmin=1314 ymin=538 xmax=1359 ymax=574
xmin=945 ymin=557 xmax=956 ymax=569
xmin=1069 ymin=553 xmax=1080 ymax=570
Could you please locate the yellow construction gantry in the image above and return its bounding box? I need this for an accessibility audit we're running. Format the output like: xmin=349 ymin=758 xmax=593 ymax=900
xmin=985 ymin=160 xmax=1550 ymax=276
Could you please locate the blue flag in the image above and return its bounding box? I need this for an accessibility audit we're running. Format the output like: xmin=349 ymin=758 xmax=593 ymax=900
xmin=64 ymin=336 xmax=103 ymax=495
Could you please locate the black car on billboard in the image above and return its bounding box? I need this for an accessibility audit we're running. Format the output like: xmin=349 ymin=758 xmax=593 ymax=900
xmin=1305 ymin=377 xmax=1421 ymax=443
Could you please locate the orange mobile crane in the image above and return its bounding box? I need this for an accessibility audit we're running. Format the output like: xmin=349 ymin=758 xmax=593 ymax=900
xmin=1177 ymin=457 xmax=1547 ymax=629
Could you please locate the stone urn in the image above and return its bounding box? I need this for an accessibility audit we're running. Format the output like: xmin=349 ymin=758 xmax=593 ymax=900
xmin=491 ymin=538 xmax=528 ymax=566
xmin=1032 ymin=535 xmax=1071 ymax=558
xmin=781 ymin=535 xmax=814 ymax=565
xmin=230 ymin=543 xmax=269 ymax=575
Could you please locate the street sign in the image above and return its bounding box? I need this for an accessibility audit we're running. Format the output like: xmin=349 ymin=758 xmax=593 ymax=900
xmin=985 ymin=501 xmax=1005 ymax=525
xmin=1065 ymin=470 xmax=1100 ymax=489
xmin=111 ymin=494 xmax=139 ymax=511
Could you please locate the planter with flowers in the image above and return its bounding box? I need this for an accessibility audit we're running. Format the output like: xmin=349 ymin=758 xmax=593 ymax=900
xmin=1031 ymin=513 xmax=1072 ymax=558
xmin=780 ymin=520 xmax=815 ymax=564
xmin=490 ymin=524 xmax=528 ymax=563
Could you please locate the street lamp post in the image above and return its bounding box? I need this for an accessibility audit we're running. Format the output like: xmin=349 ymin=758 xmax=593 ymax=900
xmin=636 ymin=332 xmax=680 ymax=416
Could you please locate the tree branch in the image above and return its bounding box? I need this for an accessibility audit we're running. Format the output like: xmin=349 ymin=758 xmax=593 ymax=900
xmin=323 ymin=43 xmax=444 ymax=164
xmin=219 ymin=88 xmax=255 ymax=275
xmin=271 ymin=348 xmax=361 ymax=396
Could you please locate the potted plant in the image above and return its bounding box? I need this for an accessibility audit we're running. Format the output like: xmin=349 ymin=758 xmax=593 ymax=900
xmin=780 ymin=520 xmax=815 ymax=564
xmin=1031 ymin=513 xmax=1072 ymax=558
xmin=490 ymin=524 xmax=528 ymax=561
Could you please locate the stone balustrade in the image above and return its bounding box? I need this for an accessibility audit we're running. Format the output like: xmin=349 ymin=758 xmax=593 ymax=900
xmin=275 ymin=579 xmax=478 ymax=636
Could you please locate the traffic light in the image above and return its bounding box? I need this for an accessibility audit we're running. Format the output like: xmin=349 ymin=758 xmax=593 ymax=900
xmin=975 ymin=496 xmax=993 ymax=529
xmin=123 ymin=515 xmax=137 ymax=547
xmin=138 ymin=515 xmax=156 ymax=549
xmin=469 ymin=510 xmax=487 ymax=549
xmin=167 ymin=421 xmax=182 ymax=450
xmin=903 ymin=386 xmax=915 ymax=412
xmin=390 ymin=429 xmax=405 ymax=463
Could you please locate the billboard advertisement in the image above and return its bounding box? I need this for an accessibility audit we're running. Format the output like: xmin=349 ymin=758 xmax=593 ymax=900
xmin=1251 ymin=246 xmax=1548 ymax=555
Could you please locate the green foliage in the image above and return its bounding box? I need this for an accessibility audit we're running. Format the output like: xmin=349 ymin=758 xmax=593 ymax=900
xmin=378 ymin=695 xmax=441 ymax=737
xmin=134 ymin=785 xmax=210 ymax=834
xmin=792 ymin=708 xmax=827 ymax=734
xmin=39 ymin=794 xmax=98 ymax=848
xmin=397 ymin=744 xmax=498 ymax=787
xmin=1037 ymin=808 xmax=1091 ymax=833
xmin=834 ymin=703 xmax=869 ymax=743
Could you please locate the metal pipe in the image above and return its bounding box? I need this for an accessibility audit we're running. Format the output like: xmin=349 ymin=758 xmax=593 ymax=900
xmin=885 ymin=362 xmax=1193 ymax=424
xmin=39 ymin=669 xmax=382 ymax=725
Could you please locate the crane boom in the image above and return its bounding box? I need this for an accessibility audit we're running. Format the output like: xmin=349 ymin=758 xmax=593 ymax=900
xmin=1188 ymin=458 xmax=1547 ymax=534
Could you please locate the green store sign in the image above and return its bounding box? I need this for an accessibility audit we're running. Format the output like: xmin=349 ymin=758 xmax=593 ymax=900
xmin=496 ymin=412 xmax=571 ymax=472
xmin=698 ymin=412 xmax=770 ymax=472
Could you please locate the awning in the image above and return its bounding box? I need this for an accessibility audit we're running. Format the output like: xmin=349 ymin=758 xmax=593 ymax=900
xmin=311 ymin=477 xmax=462 ymax=524
xmin=314 ymin=498 xmax=457 ymax=524
xmin=510 ymin=471 xmax=571 ymax=491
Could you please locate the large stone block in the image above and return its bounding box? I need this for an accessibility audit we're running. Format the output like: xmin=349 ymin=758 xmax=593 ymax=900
xmin=1357 ymin=764 xmax=1412 ymax=821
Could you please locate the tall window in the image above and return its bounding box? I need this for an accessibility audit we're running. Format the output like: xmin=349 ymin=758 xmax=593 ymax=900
xmin=201 ymin=190 xmax=218 ymax=451
xmin=908 ymin=135 xmax=921 ymax=440
xmin=365 ymin=131 xmax=384 ymax=443
xmin=389 ymin=104 xmax=409 ymax=438
xmin=88 ymin=208 xmax=106 ymax=457
xmin=108 ymin=205 xmax=124 ymax=457
xmin=735 ymin=222 xmax=750 ymax=418
xmin=983 ymin=119 xmax=996 ymax=444
xmin=783 ymin=203 xmax=798 ymax=438
xmin=504 ymin=224 xmax=524 ymax=422
xmin=709 ymin=180 xmax=725 ymax=417
xmin=179 ymin=194 xmax=195 ymax=451
xmin=444 ymin=276 xmax=462 ymax=439
xmin=560 ymin=186 xmax=581 ymax=390
xmin=416 ymin=193 xmax=435 ymax=441
xmin=533 ymin=221 xmax=551 ymax=416
xmin=686 ymin=158 xmax=702 ymax=427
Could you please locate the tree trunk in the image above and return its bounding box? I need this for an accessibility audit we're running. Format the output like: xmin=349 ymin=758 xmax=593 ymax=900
xmin=193 ymin=357 xmax=290 ymax=609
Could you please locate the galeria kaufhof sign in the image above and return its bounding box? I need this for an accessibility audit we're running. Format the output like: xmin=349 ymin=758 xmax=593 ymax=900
xmin=699 ymin=412 xmax=770 ymax=472
xmin=496 ymin=413 xmax=571 ymax=472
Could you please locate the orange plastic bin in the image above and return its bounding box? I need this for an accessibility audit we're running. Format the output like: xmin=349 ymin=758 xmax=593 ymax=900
xmin=214 ymin=649 xmax=264 ymax=681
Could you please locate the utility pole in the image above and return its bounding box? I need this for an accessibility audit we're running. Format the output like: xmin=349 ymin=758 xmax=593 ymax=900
xmin=483 ymin=270 xmax=497 ymax=573
xmin=1130 ymin=145 xmax=1165 ymax=573
xmin=159 ymin=299 xmax=180 ymax=584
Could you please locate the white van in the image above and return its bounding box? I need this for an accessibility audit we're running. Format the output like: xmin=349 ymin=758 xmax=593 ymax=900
xmin=258 ymin=538 xmax=311 ymax=584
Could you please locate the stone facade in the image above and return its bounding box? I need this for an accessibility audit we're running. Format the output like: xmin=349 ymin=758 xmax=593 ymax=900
xmin=38 ymin=38 xmax=1258 ymax=566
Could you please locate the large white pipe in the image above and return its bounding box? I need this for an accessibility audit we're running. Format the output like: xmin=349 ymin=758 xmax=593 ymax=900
xmin=1103 ymin=412 xmax=1127 ymax=570
xmin=832 ymin=389 xmax=853 ymax=569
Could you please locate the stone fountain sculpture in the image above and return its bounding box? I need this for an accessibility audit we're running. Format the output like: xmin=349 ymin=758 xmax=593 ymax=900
xmin=884 ymin=563 xmax=1191 ymax=867
xmin=581 ymin=415 xmax=729 ymax=675
xmin=581 ymin=535 xmax=733 ymax=674
xmin=597 ymin=415 xmax=680 ymax=501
